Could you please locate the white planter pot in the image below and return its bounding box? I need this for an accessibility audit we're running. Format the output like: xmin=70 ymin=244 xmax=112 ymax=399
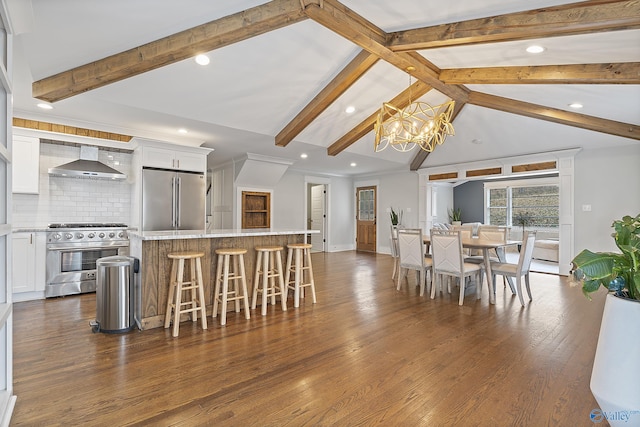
xmin=590 ymin=293 xmax=640 ymax=426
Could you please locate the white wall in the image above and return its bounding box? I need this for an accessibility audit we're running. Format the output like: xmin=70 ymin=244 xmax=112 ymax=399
xmin=12 ymin=142 xmax=132 ymax=227
xmin=236 ymin=169 xmax=355 ymax=252
xmin=366 ymin=171 xmax=420 ymax=254
xmin=272 ymin=172 xmax=305 ymax=229
xmin=328 ymin=175 xmax=355 ymax=252
xmin=573 ymin=144 xmax=640 ymax=254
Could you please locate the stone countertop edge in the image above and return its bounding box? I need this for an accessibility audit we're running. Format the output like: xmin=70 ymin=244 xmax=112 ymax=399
xmin=12 ymin=227 xmax=49 ymax=233
xmin=128 ymin=228 xmax=319 ymax=241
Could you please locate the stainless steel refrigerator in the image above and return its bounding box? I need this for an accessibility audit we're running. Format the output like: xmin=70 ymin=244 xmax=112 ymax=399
xmin=142 ymin=168 xmax=205 ymax=231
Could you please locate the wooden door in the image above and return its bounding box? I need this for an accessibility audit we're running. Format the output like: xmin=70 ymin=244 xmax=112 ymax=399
xmin=356 ymin=186 xmax=376 ymax=252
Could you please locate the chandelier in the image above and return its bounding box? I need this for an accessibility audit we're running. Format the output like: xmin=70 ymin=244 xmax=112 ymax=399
xmin=374 ymin=69 xmax=455 ymax=153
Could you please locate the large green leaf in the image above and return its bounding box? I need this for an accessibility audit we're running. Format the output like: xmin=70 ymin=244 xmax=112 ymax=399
xmin=571 ymin=250 xmax=618 ymax=280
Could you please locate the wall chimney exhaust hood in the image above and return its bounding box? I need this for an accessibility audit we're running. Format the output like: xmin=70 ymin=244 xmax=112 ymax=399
xmin=48 ymin=146 xmax=126 ymax=180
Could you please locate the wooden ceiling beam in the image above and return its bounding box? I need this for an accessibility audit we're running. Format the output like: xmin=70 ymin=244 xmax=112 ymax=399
xmin=468 ymin=91 xmax=640 ymax=140
xmin=388 ymin=0 xmax=640 ymax=51
xmin=409 ymin=102 xmax=466 ymax=171
xmin=440 ymin=62 xmax=640 ymax=84
xmin=32 ymin=0 xmax=309 ymax=103
xmin=13 ymin=118 xmax=133 ymax=143
xmin=275 ymin=50 xmax=379 ymax=147
xmin=303 ymin=0 xmax=469 ymax=103
xmin=326 ymin=80 xmax=432 ymax=156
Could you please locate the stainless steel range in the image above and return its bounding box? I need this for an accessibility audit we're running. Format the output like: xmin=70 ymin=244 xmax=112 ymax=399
xmin=46 ymin=223 xmax=129 ymax=298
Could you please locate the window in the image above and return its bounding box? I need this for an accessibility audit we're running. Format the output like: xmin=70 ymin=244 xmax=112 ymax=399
xmin=485 ymin=178 xmax=559 ymax=229
xmin=357 ymin=188 xmax=375 ymax=221
xmin=512 ymin=185 xmax=559 ymax=228
xmin=488 ymin=188 xmax=508 ymax=226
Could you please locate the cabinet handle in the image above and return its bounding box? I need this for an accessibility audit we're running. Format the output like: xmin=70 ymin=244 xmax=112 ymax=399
xmin=176 ymin=159 xmax=180 ymax=168
xmin=30 ymin=234 xmax=33 ymax=244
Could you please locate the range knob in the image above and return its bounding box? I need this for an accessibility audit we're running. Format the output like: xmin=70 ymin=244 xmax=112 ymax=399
xmin=98 ymin=232 xmax=105 ymax=238
xmin=75 ymin=233 xmax=84 ymax=239
xmin=52 ymin=233 xmax=61 ymax=240
xmin=64 ymin=233 xmax=73 ymax=240
xmin=117 ymin=231 xmax=126 ymax=239
xmin=108 ymin=232 xmax=115 ymax=238
xmin=87 ymin=232 xmax=95 ymax=239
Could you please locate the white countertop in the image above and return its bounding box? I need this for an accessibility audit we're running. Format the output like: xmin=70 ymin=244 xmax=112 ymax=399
xmin=128 ymin=228 xmax=318 ymax=241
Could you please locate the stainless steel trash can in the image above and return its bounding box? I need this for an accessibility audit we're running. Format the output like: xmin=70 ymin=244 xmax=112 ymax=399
xmin=93 ymin=256 xmax=136 ymax=333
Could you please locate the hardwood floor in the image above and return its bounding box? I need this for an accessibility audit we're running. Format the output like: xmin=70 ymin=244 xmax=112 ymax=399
xmin=11 ymin=251 xmax=605 ymax=426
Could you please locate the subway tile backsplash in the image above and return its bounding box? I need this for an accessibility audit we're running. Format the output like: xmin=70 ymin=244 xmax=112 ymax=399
xmin=12 ymin=142 xmax=133 ymax=227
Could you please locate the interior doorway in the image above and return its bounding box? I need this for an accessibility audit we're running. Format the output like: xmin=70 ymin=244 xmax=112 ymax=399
xmin=308 ymin=183 xmax=327 ymax=252
xmin=356 ymin=186 xmax=376 ymax=252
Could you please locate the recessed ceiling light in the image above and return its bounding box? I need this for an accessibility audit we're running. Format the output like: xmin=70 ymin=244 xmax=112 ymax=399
xmin=569 ymin=102 xmax=583 ymax=109
xmin=526 ymin=45 xmax=545 ymax=54
xmin=345 ymin=106 xmax=356 ymax=114
xmin=195 ymin=54 xmax=210 ymax=66
xmin=178 ymin=128 xmax=188 ymax=134
xmin=300 ymin=153 xmax=308 ymax=159
xmin=350 ymin=162 xmax=357 ymax=167
xmin=37 ymin=102 xmax=53 ymax=110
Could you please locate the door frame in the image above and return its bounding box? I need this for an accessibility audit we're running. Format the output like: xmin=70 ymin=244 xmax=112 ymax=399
xmin=308 ymin=183 xmax=327 ymax=252
xmin=355 ymin=185 xmax=377 ymax=252
xmin=354 ymin=179 xmax=380 ymax=252
xmin=305 ymin=176 xmax=330 ymax=252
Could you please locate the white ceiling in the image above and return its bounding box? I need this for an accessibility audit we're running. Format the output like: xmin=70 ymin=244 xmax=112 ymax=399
xmin=9 ymin=0 xmax=640 ymax=177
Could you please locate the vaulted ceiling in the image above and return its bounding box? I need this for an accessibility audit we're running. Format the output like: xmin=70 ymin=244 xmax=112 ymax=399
xmin=10 ymin=0 xmax=640 ymax=176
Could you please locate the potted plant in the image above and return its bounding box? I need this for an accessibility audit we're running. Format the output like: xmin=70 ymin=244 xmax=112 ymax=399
xmin=571 ymin=213 xmax=640 ymax=426
xmin=390 ymin=207 xmax=402 ymax=227
xmin=448 ymin=208 xmax=462 ymax=226
xmin=513 ymin=211 xmax=533 ymax=238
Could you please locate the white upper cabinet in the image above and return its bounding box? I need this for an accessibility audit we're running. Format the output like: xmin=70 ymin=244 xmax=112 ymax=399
xmin=12 ymin=135 xmax=40 ymax=194
xmin=140 ymin=144 xmax=207 ymax=172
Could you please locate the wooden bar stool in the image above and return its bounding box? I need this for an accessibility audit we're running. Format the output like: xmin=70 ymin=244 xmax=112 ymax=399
xmin=285 ymin=243 xmax=317 ymax=308
xmin=213 ymin=248 xmax=250 ymax=326
xmin=251 ymin=246 xmax=287 ymax=315
xmin=164 ymin=251 xmax=207 ymax=337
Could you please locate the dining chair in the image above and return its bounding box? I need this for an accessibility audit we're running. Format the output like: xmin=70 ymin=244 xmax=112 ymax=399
xmin=452 ymin=224 xmax=473 ymax=255
xmin=489 ymin=231 xmax=537 ymax=306
xmin=466 ymin=225 xmax=515 ymax=293
xmin=430 ymin=229 xmax=483 ymax=305
xmin=390 ymin=225 xmax=400 ymax=280
xmin=397 ymin=228 xmax=432 ymax=296
xmin=465 ymin=225 xmax=508 ymax=263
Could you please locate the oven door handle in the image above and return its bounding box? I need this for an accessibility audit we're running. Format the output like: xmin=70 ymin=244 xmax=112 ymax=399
xmin=47 ymin=245 xmax=128 ymax=251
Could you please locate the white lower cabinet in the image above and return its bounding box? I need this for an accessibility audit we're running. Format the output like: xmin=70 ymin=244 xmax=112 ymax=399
xmin=12 ymin=232 xmax=46 ymax=300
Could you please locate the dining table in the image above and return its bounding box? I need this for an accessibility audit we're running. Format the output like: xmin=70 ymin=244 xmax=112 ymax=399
xmin=423 ymin=234 xmax=520 ymax=304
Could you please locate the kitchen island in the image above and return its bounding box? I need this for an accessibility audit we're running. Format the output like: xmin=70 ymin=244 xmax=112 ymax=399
xmin=128 ymin=228 xmax=317 ymax=329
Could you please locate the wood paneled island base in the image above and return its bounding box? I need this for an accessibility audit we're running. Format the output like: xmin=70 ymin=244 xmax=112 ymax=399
xmin=128 ymin=229 xmax=312 ymax=329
